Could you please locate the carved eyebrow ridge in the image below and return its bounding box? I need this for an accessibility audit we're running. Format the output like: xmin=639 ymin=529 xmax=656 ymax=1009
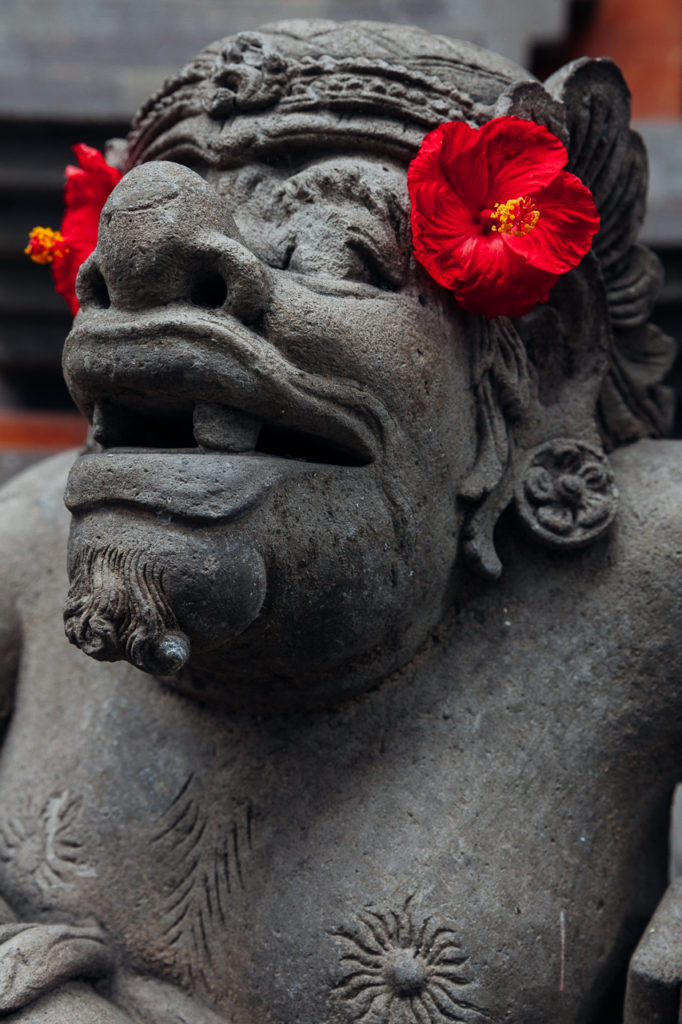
xmin=282 ymin=162 xmax=409 ymax=245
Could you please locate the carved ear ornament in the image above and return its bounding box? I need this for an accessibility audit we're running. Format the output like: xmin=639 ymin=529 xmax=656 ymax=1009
xmin=514 ymin=438 xmax=618 ymax=549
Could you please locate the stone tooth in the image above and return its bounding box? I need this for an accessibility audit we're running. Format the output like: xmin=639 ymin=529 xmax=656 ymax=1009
xmin=91 ymin=401 xmax=106 ymax=443
xmin=193 ymin=402 xmax=261 ymax=452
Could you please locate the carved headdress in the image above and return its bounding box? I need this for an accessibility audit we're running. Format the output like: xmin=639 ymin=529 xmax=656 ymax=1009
xmin=125 ymin=21 xmax=533 ymax=168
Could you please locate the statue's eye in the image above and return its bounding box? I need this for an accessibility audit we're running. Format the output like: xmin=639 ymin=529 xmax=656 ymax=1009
xmin=347 ymin=233 xmax=401 ymax=292
xmin=284 ymin=233 xmax=401 ymax=292
xmin=251 ymin=194 xmax=407 ymax=292
xmin=280 ymin=240 xmax=296 ymax=270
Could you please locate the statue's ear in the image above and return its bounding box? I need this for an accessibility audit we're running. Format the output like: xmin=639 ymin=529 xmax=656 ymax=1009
xmin=459 ymin=59 xmax=676 ymax=579
xmin=510 ymin=253 xmax=619 ymax=553
xmin=459 ymin=253 xmax=617 ymax=579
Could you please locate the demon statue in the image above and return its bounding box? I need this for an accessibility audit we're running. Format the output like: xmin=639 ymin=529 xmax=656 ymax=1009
xmin=0 ymin=19 xmax=679 ymax=1024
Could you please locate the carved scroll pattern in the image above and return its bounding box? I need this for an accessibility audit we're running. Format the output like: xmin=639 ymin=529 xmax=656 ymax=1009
xmin=151 ymin=774 xmax=253 ymax=994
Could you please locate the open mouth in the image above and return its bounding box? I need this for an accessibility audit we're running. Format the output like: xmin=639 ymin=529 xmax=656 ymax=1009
xmin=65 ymin=391 xmax=372 ymax=522
xmin=63 ymin=311 xmax=387 ymax=521
xmin=91 ymin=394 xmax=370 ymax=467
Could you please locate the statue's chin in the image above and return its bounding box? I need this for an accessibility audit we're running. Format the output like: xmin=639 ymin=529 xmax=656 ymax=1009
xmin=63 ymin=470 xmax=455 ymax=711
xmin=64 ymin=507 xmax=267 ymax=678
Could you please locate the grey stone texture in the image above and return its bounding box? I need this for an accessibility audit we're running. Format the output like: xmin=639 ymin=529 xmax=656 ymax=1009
xmin=0 ymin=18 xmax=680 ymax=1024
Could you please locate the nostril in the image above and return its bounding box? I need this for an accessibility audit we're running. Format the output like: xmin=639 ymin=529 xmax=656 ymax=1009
xmin=77 ymin=264 xmax=111 ymax=310
xmin=191 ymin=272 xmax=228 ymax=309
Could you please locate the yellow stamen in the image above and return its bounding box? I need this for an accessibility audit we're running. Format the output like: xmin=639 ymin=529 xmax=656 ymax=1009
xmin=489 ymin=196 xmax=540 ymax=236
xmin=24 ymin=226 xmax=70 ymax=264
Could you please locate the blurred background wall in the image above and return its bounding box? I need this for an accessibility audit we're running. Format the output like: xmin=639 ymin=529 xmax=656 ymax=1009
xmin=1 ymin=0 xmax=681 ymax=481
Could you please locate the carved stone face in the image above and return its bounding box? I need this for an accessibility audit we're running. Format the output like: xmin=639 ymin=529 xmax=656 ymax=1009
xmin=62 ymin=151 xmax=479 ymax=709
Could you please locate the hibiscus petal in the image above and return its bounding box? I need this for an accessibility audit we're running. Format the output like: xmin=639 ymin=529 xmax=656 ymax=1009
xmin=438 ymin=122 xmax=489 ymax=213
xmin=407 ymin=123 xmax=446 ymax=181
xmin=412 ymin=216 xmax=558 ymax=319
xmin=71 ymin=144 xmax=122 ymax=189
xmin=450 ymin=235 xmax=559 ymax=318
xmin=65 ymin=148 xmax=122 ymax=218
xmin=411 ymin=179 xmax=477 ymax=245
xmin=409 ymin=122 xmax=489 ymax=217
xmin=53 ymin=145 xmax=122 ymax=315
xmin=504 ymin=171 xmax=600 ymax=273
xmin=479 ymin=117 xmax=568 ymax=205
xmin=52 ymin=248 xmax=84 ymax=316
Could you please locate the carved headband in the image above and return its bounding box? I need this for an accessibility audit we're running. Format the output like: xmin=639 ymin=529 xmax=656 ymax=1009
xmin=124 ymin=28 xmax=521 ymax=169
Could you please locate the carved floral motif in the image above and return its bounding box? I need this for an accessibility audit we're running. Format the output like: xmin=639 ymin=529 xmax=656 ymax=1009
xmin=210 ymin=32 xmax=288 ymax=117
xmin=515 ymin=438 xmax=618 ymax=548
xmin=332 ymin=899 xmax=488 ymax=1023
xmin=0 ymin=791 xmax=96 ymax=895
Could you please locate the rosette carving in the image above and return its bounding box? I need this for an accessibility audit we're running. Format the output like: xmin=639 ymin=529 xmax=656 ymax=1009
xmin=331 ymin=898 xmax=488 ymax=1024
xmin=515 ymin=439 xmax=618 ymax=549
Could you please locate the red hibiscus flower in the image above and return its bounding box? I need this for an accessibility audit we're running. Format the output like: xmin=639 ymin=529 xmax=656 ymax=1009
xmin=408 ymin=116 xmax=600 ymax=319
xmin=25 ymin=144 xmax=122 ymax=316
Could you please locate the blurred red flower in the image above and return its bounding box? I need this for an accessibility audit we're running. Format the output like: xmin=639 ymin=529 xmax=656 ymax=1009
xmin=408 ymin=116 xmax=600 ymax=319
xmin=25 ymin=144 xmax=122 ymax=316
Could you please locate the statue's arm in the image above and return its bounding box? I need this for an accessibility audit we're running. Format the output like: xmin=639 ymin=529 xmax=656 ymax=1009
xmin=0 ymin=459 xmax=136 ymax=1022
xmin=2 ymin=983 xmax=135 ymax=1023
xmin=623 ymin=879 xmax=682 ymax=1023
xmin=0 ymin=451 xmax=78 ymax=736
xmin=614 ymin=440 xmax=682 ymax=1022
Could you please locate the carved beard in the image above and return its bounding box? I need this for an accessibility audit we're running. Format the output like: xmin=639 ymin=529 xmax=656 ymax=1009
xmin=64 ymin=543 xmax=191 ymax=675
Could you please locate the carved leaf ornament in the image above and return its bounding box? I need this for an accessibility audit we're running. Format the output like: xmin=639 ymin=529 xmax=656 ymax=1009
xmin=408 ymin=116 xmax=600 ymax=319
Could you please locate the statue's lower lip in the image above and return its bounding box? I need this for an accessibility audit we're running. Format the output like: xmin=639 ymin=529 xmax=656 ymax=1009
xmin=64 ymin=449 xmax=320 ymax=521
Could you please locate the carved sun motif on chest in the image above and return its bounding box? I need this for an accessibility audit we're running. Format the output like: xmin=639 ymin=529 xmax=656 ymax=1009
xmin=0 ymin=790 xmax=96 ymax=895
xmin=331 ymin=898 xmax=490 ymax=1024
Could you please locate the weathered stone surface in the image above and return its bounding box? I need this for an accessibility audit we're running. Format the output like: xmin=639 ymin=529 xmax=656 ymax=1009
xmin=0 ymin=19 xmax=679 ymax=1023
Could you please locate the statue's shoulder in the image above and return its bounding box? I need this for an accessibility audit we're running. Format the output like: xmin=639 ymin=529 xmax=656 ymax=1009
xmin=610 ymin=437 xmax=682 ymax=586
xmin=611 ymin=438 xmax=682 ymax=528
xmin=0 ymin=451 xmax=74 ymax=710
xmin=0 ymin=450 xmax=74 ymax=573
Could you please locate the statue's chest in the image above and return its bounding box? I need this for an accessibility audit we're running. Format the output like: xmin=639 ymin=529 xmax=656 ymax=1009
xmin=0 ymin=658 xmax=661 ymax=1024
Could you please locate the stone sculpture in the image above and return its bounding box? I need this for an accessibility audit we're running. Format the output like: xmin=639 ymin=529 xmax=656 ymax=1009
xmin=0 ymin=19 xmax=680 ymax=1024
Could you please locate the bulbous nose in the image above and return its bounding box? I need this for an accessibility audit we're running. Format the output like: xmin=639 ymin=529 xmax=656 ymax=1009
xmin=75 ymin=161 xmax=268 ymax=321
